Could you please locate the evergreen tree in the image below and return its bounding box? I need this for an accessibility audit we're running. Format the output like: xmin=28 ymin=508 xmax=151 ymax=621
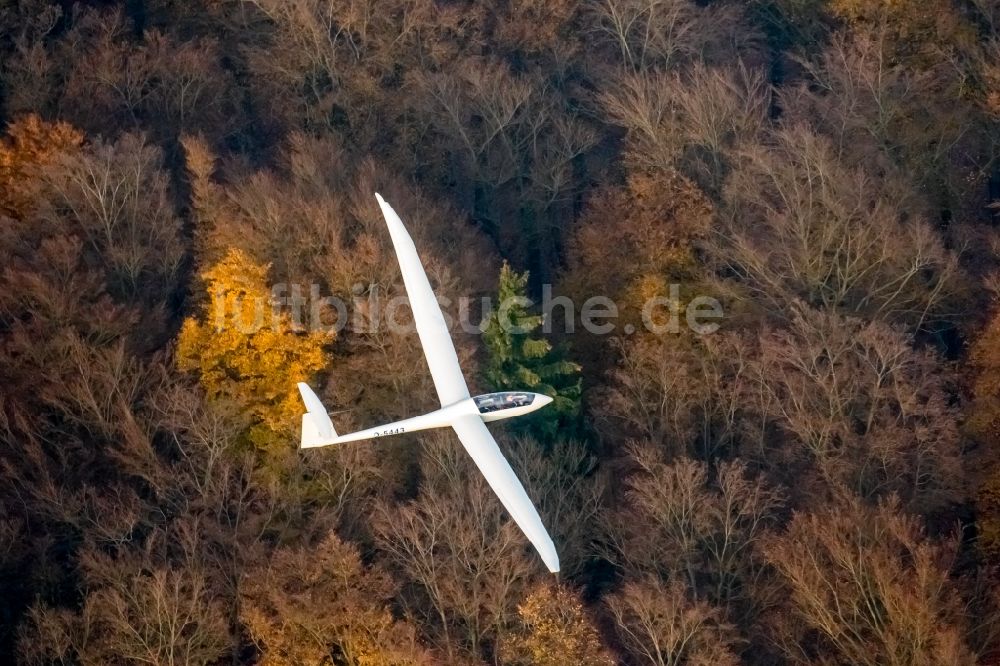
xmin=482 ymin=263 xmax=581 ymax=440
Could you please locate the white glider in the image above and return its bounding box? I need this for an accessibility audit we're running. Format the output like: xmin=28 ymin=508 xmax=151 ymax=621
xmin=297 ymin=193 xmax=560 ymax=573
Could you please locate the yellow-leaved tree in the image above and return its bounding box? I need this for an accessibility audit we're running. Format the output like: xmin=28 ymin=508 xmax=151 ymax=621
xmin=177 ymin=248 xmax=329 ymax=455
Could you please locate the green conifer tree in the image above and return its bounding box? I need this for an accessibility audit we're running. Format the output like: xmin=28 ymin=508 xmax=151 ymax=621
xmin=482 ymin=263 xmax=581 ymax=440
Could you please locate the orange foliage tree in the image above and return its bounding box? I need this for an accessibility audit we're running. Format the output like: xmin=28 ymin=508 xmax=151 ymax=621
xmin=560 ymin=170 xmax=715 ymax=377
xmin=969 ymin=304 xmax=1000 ymax=453
xmin=969 ymin=304 xmax=1000 ymax=557
xmin=828 ymin=0 xmax=978 ymax=64
xmin=503 ymin=583 xmax=615 ymax=666
xmin=0 ymin=114 xmax=83 ymax=218
xmin=241 ymin=532 xmax=434 ymax=666
xmin=563 ymin=170 xmax=712 ymax=314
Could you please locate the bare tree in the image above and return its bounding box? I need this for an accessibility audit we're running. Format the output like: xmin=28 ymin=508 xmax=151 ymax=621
xmin=491 ymin=0 xmax=580 ymax=63
xmin=240 ymin=0 xmax=444 ymax=142
xmin=746 ymin=307 xmax=964 ymax=514
xmin=0 ymin=2 xmax=63 ymax=118
xmin=412 ymin=57 xmax=597 ymax=273
xmin=607 ymin=577 xmax=740 ymax=666
xmin=763 ymin=493 xmax=977 ymax=665
xmin=374 ymin=433 xmax=537 ymax=661
xmin=781 ymin=27 xmax=980 ymax=212
xmin=584 ymin=0 xmax=751 ymax=72
xmin=413 ymin=59 xmax=538 ymax=218
xmin=602 ymin=448 xmax=783 ymax=630
xmin=20 ymin=545 xmax=230 ymax=666
xmin=596 ymin=334 xmax=749 ymax=461
xmin=40 ymin=133 xmax=183 ymax=305
xmin=600 ymin=64 xmax=768 ymax=188
xmin=713 ymin=126 xmax=965 ymax=330
xmin=2 ymin=5 xmax=239 ymax=143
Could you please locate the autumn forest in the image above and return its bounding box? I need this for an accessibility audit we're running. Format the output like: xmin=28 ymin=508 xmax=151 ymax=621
xmin=4 ymin=0 xmax=1000 ymax=664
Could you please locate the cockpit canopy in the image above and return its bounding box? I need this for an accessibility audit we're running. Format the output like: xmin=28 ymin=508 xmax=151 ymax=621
xmin=474 ymin=392 xmax=535 ymax=413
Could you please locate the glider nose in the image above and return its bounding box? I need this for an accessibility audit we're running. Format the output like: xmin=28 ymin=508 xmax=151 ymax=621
xmin=536 ymin=394 xmax=554 ymax=408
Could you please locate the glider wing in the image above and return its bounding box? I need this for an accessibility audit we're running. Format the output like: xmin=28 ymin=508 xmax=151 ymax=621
xmin=375 ymin=193 xmax=470 ymax=407
xmin=450 ymin=413 xmax=560 ymax=573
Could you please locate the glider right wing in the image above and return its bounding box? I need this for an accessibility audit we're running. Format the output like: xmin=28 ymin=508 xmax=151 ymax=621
xmin=375 ymin=193 xmax=470 ymax=407
xmin=450 ymin=413 xmax=560 ymax=573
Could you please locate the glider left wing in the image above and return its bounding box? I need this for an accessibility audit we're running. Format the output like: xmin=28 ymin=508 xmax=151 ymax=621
xmin=450 ymin=413 xmax=560 ymax=573
xmin=375 ymin=193 xmax=470 ymax=407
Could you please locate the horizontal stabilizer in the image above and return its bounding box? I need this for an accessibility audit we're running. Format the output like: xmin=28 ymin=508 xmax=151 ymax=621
xmin=297 ymin=382 xmax=336 ymax=448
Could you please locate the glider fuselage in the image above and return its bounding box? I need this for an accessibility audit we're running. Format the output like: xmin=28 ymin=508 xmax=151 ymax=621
xmin=305 ymin=391 xmax=552 ymax=446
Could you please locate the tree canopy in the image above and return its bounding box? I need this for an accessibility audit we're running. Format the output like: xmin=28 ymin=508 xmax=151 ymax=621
xmin=3 ymin=0 xmax=1000 ymax=663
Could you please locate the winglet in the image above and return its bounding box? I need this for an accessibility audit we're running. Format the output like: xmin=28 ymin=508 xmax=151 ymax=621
xmin=297 ymin=382 xmax=336 ymax=448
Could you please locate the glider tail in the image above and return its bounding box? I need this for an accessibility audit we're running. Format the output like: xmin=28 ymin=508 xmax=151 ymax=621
xmin=297 ymin=382 xmax=337 ymax=448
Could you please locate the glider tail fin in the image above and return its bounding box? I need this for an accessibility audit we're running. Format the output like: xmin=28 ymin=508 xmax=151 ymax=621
xmin=297 ymin=382 xmax=337 ymax=448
